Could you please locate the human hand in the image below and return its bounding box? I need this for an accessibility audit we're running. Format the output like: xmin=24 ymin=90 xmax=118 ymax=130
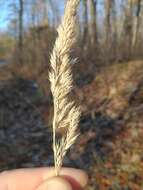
xmin=0 ymin=167 xmax=88 ymax=190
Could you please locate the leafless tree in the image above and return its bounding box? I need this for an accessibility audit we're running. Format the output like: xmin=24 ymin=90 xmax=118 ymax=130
xmin=132 ymin=0 xmax=142 ymax=49
xmin=18 ymin=0 xmax=24 ymax=53
xmin=82 ymin=0 xmax=89 ymax=48
xmin=89 ymin=0 xmax=98 ymax=47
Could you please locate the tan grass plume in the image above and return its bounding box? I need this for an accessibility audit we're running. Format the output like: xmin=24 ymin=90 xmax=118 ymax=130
xmin=49 ymin=0 xmax=80 ymax=176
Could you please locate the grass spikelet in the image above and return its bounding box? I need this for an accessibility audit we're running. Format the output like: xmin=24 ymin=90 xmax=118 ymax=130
xmin=49 ymin=0 xmax=80 ymax=176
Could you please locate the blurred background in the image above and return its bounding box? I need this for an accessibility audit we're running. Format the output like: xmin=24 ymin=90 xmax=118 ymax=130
xmin=0 ymin=0 xmax=143 ymax=189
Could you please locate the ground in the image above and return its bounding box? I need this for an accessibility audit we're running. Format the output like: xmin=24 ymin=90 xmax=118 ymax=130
xmin=0 ymin=60 xmax=143 ymax=189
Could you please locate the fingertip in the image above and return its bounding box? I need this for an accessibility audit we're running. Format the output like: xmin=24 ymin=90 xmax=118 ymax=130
xmin=36 ymin=177 xmax=72 ymax=190
xmin=43 ymin=168 xmax=88 ymax=189
xmin=60 ymin=168 xmax=88 ymax=188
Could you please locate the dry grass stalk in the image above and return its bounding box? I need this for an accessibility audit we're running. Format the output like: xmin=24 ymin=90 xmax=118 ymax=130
xmin=49 ymin=0 xmax=80 ymax=176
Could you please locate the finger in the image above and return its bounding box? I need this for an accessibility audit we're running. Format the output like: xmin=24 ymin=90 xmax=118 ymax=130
xmin=36 ymin=177 xmax=72 ymax=190
xmin=43 ymin=167 xmax=88 ymax=188
xmin=0 ymin=167 xmax=88 ymax=190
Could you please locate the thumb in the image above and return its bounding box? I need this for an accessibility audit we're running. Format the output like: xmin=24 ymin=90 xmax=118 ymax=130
xmin=36 ymin=177 xmax=73 ymax=190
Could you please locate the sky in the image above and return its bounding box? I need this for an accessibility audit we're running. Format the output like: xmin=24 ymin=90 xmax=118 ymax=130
xmin=0 ymin=0 xmax=122 ymax=32
xmin=0 ymin=1 xmax=9 ymax=31
xmin=0 ymin=0 xmax=65 ymax=32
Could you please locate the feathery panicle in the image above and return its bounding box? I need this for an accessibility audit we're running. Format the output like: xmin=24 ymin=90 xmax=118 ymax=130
xmin=49 ymin=0 xmax=80 ymax=176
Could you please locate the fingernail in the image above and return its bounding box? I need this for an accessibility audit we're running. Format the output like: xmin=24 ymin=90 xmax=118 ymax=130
xmin=36 ymin=177 xmax=72 ymax=190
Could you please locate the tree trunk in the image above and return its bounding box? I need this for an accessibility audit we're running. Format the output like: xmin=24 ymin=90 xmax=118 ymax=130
xmin=105 ymin=0 xmax=112 ymax=48
xmin=124 ymin=0 xmax=133 ymax=59
xmin=19 ymin=0 xmax=23 ymax=52
xmin=111 ymin=0 xmax=118 ymax=60
xmin=132 ymin=0 xmax=142 ymax=50
xmin=18 ymin=0 xmax=24 ymax=64
xmin=82 ymin=0 xmax=89 ymax=48
xmin=104 ymin=0 xmax=114 ymax=63
xmin=89 ymin=0 xmax=98 ymax=47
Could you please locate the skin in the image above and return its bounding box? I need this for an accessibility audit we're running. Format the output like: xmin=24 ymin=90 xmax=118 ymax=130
xmin=0 ymin=167 xmax=88 ymax=190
